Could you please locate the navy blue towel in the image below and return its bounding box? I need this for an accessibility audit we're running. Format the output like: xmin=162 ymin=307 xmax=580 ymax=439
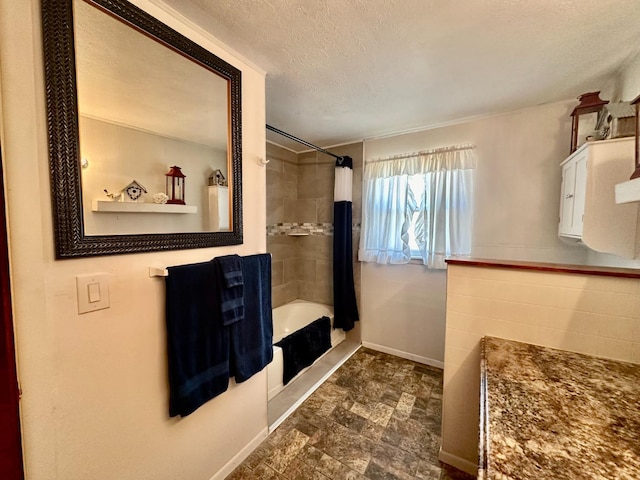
xmin=229 ymin=254 xmax=273 ymax=383
xmin=275 ymin=316 xmax=332 ymax=385
xmin=213 ymin=254 xmax=244 ymax=326
xmin=165 ymin=261 xmax=229 ymax=417
xmin=333 ymin=200 xmax=359 ymax=331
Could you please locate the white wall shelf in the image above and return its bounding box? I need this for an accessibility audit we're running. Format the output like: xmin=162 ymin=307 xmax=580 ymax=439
xmin=615 ymin=177 xmax=640 ymax=204
xmin=92 ymin=200 xmax=197 ymax=214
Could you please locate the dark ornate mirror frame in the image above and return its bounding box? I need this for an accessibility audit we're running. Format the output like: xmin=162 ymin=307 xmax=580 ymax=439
xmin=41 ymin=0 xmax=243 ymax=258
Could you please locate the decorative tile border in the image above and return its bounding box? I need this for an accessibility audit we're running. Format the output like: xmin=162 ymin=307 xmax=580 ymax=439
xmin=267 ymin=222 xmax=361 ymax=236
xmin=267 ymin=222 xmax=332 ymax=236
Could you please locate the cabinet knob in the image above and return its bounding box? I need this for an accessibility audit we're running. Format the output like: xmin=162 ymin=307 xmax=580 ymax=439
xmin=565 ymin=194 xmax=574 ymax=199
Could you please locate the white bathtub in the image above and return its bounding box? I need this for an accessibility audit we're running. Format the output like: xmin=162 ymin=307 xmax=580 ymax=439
xmin=267 ymin=300 xmax=345 ymax=400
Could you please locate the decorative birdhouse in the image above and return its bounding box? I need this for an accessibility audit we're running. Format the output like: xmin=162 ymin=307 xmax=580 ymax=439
xmin=596 ymin=101 xmax=636 ymax=140
xmin=165 ymin=166 xmax=186 ymax=205
xmin=208 ymin=169 xmax=226 ymax=186
xmin=122 ymin=180 xmax=147 ymax=202
xmin=570 ymin=91 xmax=609 ymax=153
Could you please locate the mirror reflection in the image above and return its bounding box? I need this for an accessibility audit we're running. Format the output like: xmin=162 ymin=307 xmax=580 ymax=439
xmin=73 ymin=0 xmax=231 ymax=234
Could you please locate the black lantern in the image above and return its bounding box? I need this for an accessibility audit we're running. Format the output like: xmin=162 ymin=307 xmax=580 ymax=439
xmin=165 ymin=166 xmax=186 ymax=205
xmin=570 ymin=91 xmax=608 ymax=153
xmin=631 ymin=95 xmax=640 ymax=180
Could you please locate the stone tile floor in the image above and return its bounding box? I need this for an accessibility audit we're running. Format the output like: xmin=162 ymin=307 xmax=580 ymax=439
xmin=226 ymin=347 xmax=476 ymax=480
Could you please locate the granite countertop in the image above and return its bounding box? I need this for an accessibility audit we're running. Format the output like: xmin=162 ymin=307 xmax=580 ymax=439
xmin=479 ymin=336 xmax=640 ymax=480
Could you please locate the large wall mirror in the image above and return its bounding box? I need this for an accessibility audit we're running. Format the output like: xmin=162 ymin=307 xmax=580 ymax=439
xmin=41 ymin=0 xmax=243 ymax=258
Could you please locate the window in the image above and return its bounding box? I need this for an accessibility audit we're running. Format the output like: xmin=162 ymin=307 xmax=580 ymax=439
xmin=358 ymin=145 xmax=475 ymax=269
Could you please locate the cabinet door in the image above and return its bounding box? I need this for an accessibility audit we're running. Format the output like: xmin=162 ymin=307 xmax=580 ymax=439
xmin=559 ymin=160 xmax=577 ymax=236
xmin=571 ymin=154 xmax=588 ymax=236
xmin=559 ymin=151 xmax=588 ymax=237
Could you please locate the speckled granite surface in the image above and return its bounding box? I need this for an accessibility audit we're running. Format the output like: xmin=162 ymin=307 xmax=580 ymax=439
xmin=479 ymin=336 xmax=640 ymax=480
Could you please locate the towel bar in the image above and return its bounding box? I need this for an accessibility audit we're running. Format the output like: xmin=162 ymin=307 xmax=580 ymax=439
xmin=149 ymin=253 xmax=271 ymax=278
xmin=149 ymin=266 xmax=168 ymax=277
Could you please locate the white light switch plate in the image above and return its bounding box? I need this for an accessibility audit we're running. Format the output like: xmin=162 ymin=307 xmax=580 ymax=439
xmin=76 ymin=273 xmax=110 ymax=314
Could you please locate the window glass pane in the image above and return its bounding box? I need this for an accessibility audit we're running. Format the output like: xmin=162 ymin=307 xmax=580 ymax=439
xmin=408 ymin=210 xmax=420 ymax=256
xmin=407 ymin=174 xmax=424 ymax=258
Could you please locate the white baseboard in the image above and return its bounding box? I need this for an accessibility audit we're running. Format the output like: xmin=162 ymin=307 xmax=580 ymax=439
xmin=438 ymin=448 xmax=477 ymax=476
xmin=361 ymin=342 xmax=444 ymax=369
xmin=209 ymin=427 xmax=269 ymax=480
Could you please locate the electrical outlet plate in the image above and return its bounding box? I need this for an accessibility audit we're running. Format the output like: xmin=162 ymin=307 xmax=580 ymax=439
xmin=76 ymin=273 xmax=110 ymax=314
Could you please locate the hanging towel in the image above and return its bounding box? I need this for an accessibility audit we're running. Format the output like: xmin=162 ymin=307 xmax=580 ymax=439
xmin=275 ymin=316 xmax=332 ymax=385
xmin=229 ymin=254 xmax=273 ymax=383
xmin=213 ymin=254 xmax=244 ymax=326
xmin=165 ymin=261 xmax=229 ymax=417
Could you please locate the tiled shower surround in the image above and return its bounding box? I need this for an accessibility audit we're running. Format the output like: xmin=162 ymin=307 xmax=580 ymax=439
xmin=266 ymin=142 xmax=362 ymax=308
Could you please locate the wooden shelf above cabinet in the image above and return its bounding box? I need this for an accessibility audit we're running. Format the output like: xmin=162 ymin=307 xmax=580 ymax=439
xmin=91 ymin=200 xmax=197 ymax=214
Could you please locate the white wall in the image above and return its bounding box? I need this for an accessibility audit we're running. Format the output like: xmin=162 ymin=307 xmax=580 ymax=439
xmin=361 ymin=263 xmax=447 ymax=366
xmin=361 ymin=102 xmax=588 ymax=364
xmin=0 ymin=1 xmax=267 ymax=479
xmin=80 ymin=116 xmax=228 ymax=235
xmin=586 ymin=49 xmax=640 ymax=268
xmin=618 ymin=48 xmax=640 ymax=102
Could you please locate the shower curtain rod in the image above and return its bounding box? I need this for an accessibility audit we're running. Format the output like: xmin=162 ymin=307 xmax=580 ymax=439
xmin=266 ymin=124 xmax=342 ymax=160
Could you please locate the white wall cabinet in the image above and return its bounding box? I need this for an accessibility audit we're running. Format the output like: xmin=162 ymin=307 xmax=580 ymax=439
xmin=558 ymin=138 xmax=638 ymax=258
xmin=559 ymin=148 xmax=588 ymax=237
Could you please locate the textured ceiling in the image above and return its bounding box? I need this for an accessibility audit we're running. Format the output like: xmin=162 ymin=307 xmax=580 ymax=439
xmin=157 ymin=0 xmax=640 ymax=151
xmin=75 ymin=0 xmax=228 ymax=149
